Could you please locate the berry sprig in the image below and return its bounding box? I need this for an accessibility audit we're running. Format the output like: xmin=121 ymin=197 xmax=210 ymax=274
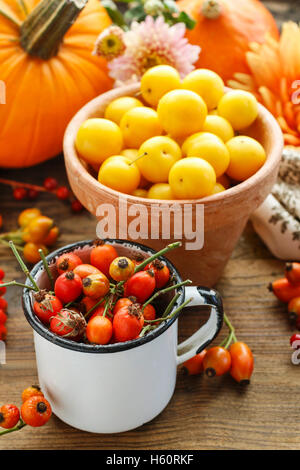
xmin=0 ymin=386 xmax=52 ymax=436
xmin=0 ymin=208 xmax=60 ymax=264
xmin=269 ymin=263 xmax=300 ymax=350
xmin=182 ymin=313 xmax=254 ymax=385
xmin=0 ymin=177 xmax=83 ymax=213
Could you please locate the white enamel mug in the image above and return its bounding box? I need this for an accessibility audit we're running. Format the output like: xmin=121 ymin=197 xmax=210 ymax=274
xmin=22 ymin=240 xmax=223 ymax=433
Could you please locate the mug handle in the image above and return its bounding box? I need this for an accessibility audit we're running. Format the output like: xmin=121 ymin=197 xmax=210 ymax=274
xmin=177 ymin=286 xmax=224 ymax=365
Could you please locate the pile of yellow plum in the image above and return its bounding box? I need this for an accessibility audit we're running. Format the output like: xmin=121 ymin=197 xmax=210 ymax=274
xmin=75 ymin=65 xmax=266 ymax=200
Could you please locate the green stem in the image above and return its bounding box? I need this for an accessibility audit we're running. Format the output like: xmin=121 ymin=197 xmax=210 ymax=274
xmin=102 ymin=297 xmax=110 ymax=318
xmin=84 ymin=297 xmax=105 ymax=319
xmin=0 ymin=280 xmax=37 ymax=291
xmin=142 ymin=279 xmax=191 ymax=309
xmin=128 ymin=152 xmax=147 ymax=166
xmin=144 ymin=297 xmax=193 ymax=324
xmin=0 ymin=229 xmax=22 ymax=239
xmin=20 ymin=0 xmax=88 ymax=60
xmin=65 ymin=301 xmax=74 ymax=308
xmin=223 ymin=330 xmax=234 ymax=350
xmin=224 ymin=313 xmax=237 ymax=343
xmin=38 ymin=249 xmax=54 ymax=290
xmin=139 ymin=324 xmax=156 ymax=337
xmin=0 ymin=419 xmax=26 ymax=436
xmin=1 ymin=236 xmax=24 ymax=246
xmin=0 ymin=239 xmax=24 ymax=252
xmin=134 ymin=242 xmax=182 ymax=273
xmin=161 ymin=292 xmax=181 ymax=318
xmin=9 ymin=241 xmax=39 ymax=292
xmin=219 ymin=335 xmax=228 ymax=348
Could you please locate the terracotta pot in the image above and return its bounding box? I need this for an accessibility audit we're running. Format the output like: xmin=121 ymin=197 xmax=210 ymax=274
xmin=63 ymin=83 xmax=283 ymax=286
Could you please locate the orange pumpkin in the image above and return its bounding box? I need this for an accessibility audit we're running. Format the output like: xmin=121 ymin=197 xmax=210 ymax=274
xmin=0 ymin=0 xmax=112 ymax=168
xmin=177 ymin=0 xmax=279 ymax=82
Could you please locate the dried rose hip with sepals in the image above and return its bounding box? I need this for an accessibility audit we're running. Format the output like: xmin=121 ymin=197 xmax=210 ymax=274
xmin=50 ymin=309 xmax=86 ymax=340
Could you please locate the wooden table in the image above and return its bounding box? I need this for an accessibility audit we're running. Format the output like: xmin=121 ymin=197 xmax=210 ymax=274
xmin=1 ymin=0 xmax=300 ymax=451
xmin=0 ymin=157 xmax=298 ymax=451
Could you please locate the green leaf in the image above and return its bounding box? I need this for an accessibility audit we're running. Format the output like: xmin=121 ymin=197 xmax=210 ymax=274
xmin=176 ymin=11 xmax=196 ymax=29
xmin=124 ymin=4 xmax=146 ymax=23
xmin=101 ymin=0 xmax=127 ymax=27
xmin=162 ymin=11 xmax=174 ymax=25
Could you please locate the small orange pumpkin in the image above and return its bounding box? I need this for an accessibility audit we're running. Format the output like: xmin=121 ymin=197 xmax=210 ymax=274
xmin=177 ymin=0 xmax=279 ymax=82
xmin=0 ymin=0 xmax=112 ymax=168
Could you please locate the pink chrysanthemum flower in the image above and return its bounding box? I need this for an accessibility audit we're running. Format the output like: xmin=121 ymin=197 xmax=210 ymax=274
xmin=108 ymin=16 xmax=201 ymax=84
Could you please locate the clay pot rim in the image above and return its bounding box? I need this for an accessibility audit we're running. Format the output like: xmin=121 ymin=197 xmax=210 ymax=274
xmin=63 ymin=83 xmax=283 ymax=207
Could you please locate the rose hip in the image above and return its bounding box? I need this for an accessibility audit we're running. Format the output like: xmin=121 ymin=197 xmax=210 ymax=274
xmin=56 ymin=252 xmax=83 ymax=275
xmin=54 ymin=271 xmax=83 ymax=304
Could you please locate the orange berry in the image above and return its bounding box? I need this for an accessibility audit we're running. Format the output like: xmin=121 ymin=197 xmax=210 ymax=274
xmin=21 ymin=396 xmax=52 ymax=427
xmin=22 ymin=385 xmax=44 ymax=403
xmin=0 ymin=404 xmax=20 ymax=429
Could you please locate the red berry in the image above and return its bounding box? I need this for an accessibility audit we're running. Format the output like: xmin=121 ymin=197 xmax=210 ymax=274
xmin=0 ymin=404 xmax=20 ymax=429
xmin=33 ymin=293 xmax=63 ymax=324
xmin=86 ymin=315 xmax=113 ymax=344
xmin=56 ymin=186 xmax=69 ymax=200
xmin=203 ymin=347 xmax=231 ymax=377
xmin=182 ymin=350 xmax=207 ymax=375
xmin=0 ymin=269 xmax=4 ymax=280
xmin=54 ymin=271 xmax=83 ymax=303
xmin=290 ymin=334 xmax=300 ymax=348
xmin=145 ymin=260 xmax=170 ymax=289
xmin=0 ymin=297 xmax=8 ymax=311
xmin=43 ymin=177 xmax=58 ymax=191
xmin=0 ymin=281 xmax=6 ymax=296
xmin=56 ymin=252 xmax=83 ymax=275
xmin=0 ymin=309 xmax=7 ymax=324
xmin=124 ymin=270 xmax=156 ymax=303
xmin=71 ymin=200 xmax=84 ymax=213
xmin=28 ymin=189 xmax=39 ymax=200
xmin=13 ymin=187 xmax=27 ymax=200
xmin=90 ymin=243 xmax=118 ymax=278
xmin=50 ymin=309 xmax=86 ymax=340
xmin=90 ymin=305 xmax=113 ymax=322
xmin=143 ymin=304 xmax=156 ymax=321
xmin=0 ymin=324 xmax=7 ymax=341
xmin=21 ymin=396 xmax=51 ymax=427
xmin=113 ymin=305 xmax=144 ymax=343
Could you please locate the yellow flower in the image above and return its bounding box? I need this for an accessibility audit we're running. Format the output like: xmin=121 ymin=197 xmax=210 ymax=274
xmin=93 ymin=26 xmax=125 ymax=61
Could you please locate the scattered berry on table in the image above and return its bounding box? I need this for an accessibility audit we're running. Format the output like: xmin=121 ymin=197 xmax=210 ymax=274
xmin=56 ymin=186 xmax=70 ymax=200
xmin=13 ymin=187 xmax=27 ymax=201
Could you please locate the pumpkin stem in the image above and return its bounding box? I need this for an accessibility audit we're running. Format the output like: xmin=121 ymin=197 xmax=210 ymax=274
xmin=201 ymin=0 xmax=222 ymax=19
xmin=20 ymin=0 xmax=88 ymax=60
